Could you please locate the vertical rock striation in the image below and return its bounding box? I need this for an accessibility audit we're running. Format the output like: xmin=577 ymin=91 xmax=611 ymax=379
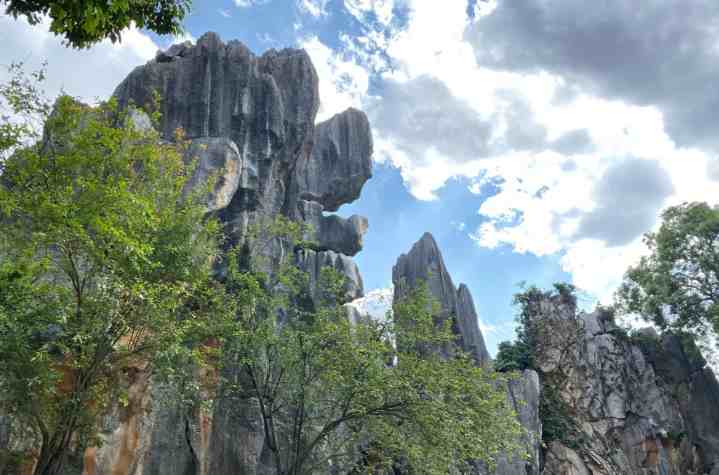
xmin=60 ymin=32 xmax=372 ymax=475
xmin=392 ymin=232 xmax=491 ymax=365
xmin=391 ymin=233 xmax=541 ymax=474
xmin=526 ymin=292 xmax=719 ymax=475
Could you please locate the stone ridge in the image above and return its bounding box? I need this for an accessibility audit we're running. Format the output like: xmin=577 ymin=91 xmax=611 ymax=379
xmin=392 ymin=232 xmax=490 ymax=365
xmin=70 ymin=32 xmax=375 ymax=475
xmin=529 ymin=293 xmax=719 ymax=475
xmin=391 ymin=232 xmax=541 ymax=474
xmin=114 ymin=31 xmax=372 ymax=261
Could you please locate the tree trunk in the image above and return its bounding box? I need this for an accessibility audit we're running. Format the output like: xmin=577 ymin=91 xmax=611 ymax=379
xmin=33 ymin=431 xmax=73 ymax=475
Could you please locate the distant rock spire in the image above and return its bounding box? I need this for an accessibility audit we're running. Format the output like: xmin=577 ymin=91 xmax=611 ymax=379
xmin=392 ymin=232 xmax=490 ymax=366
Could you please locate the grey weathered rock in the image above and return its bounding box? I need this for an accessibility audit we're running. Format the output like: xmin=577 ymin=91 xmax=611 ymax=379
xmin=296 ymin=248 xmax=364 ymax=304
xmin=392 ymin=233 xmax=541 ymax=474
xmin=457 ymin=284 xmax=491 ymax=365
xmin=183 ymin=137 xmax=254 ymax=212
xmin=54 ymin=32 xmax=373 ymax=475
xmin=392 ymin=232 xmax=490 ymax=366
xmin=296 ymin=199 xmax=368 ymax=256
xmin=525 ymin=293 xmax=719 ymax=475
xmin=294 ymin=108 xmax=373 ymax=212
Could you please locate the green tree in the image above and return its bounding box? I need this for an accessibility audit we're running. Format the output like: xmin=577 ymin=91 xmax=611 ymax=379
xmin=2 ymin=0 xmax=191 ymax=48
xmin=217 ymin=220 xmax=523 ymax=475
xmin=495 ymin=283 xmax=576 ymax=373
xmin=617 ymin=202 xmax=719 ymax=336
xmin=0 ymin=74 xmax=222 ymax=474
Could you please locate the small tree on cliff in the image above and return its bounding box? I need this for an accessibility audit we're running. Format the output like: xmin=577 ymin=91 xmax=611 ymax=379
xmin=0 ymin=67 xmax=224 ymax=475
xmin=217 ymin=219 xmax=523 ymax=475
xmin=617 ymin=202 xmax=719 ymax=337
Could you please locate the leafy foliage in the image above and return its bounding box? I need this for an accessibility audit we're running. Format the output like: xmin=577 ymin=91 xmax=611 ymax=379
xmin=0 ymin=62 xmax=51 ymax=166
xmin=495 ymin=283 xmax=577 ymax=373
xmin=617 ymin=202 xmax=719 ymax=336
xmin=0 ymin=70 xmax=222 ymax=474
xmin=539 ymin=382 xmax=583 ymax=449
xmin=212 ymin=219 xmax=525 ymax=475
xmin=495 ymin=283 xmax=583 ymax=447
xmin=3 ymin=0 xmax=192 ymax=48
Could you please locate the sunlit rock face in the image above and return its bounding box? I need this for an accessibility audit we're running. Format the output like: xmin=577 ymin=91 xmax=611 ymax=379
xmin=115 ymin=33 xmax=372 ymax=254
xmin=527 ymin=293 xmax=719 ymax=475
xmin=64 ymin=32 xmax=372 ymax=475
xmin=391 ymin=232 xmax=541 ymax=475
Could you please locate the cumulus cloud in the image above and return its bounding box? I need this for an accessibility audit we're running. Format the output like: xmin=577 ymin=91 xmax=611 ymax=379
xmin=367 ymin=76 xmax=494 ymax=162
xmin=298 ymin=0 xmax=330 ymax=17
xmin=465 ymin=0 xmax=719 ymax=151
xmin=299 ymin=36 xmax=369 ymax=122
xmin=0 ymin=15 xmax=157 ymax=103
xmin=575 ymin=159 xmax=674 ymax=246
xmin=344 ymin=0 xmax=395 ymax=26
xmin=550 ymin=129 xmax=594 ymax=155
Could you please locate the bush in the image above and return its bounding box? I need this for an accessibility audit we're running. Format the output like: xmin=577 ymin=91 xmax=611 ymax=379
xmin=494 ymin=340 xmax=533 ymax=373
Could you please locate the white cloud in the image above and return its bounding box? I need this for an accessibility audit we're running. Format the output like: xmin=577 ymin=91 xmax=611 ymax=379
xmin=344 ymin=0 xmax=395 ymax=26
xmin=235 ymin=0 xmax=269 ymax=7
xmin=0 ymin=16 xmax=158 ymax=104
xmin=299 ymin=36 xmax=369 ymax=122
xmin=326 ymin=0 xmax=719 ymax=305
xmin=298 ymin=0 xmax=330 ymax=17
xmin=218 ymin=9 xmax=232 ymax=17
xmin=349 ymin=287 xmax=393 ymax=321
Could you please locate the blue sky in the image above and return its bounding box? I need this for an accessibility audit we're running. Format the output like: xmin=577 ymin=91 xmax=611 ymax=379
xmin=3 ymin=0 xmax=719 ymax=354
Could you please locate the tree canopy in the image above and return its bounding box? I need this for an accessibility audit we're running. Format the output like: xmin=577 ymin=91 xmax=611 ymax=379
xmin=0 ymin=65 xmax=525 ymax=475
xmin=211 ymin=219 xmax=525 ymax=475
xmin=617 ymin=202 xmax=719 ymax=336
xmin=3 ymin=0 xmax=191 ymax=48
xmin=0 ymin=67 xmax=223 ymax=474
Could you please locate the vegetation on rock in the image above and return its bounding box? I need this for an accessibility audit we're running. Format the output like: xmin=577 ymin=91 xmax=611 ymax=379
xmin=0 ymin=66 xmax=225 ymax=474
xmin=207 ymin=218 xmax=525 ymax=475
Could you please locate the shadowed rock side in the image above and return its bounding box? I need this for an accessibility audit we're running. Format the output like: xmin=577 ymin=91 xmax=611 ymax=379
xmin=19 ymin=32 xmax=373 ymax=475
xmin=391 ymin=233 xmax=541 ymax=474
xmin=529 ymin=294 xmax=719 ymax=475
xmin=392 ymin=232 xmax=491 ymax=365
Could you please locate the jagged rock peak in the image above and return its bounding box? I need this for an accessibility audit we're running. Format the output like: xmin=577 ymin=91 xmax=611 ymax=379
xmin=393 ymin=232 xmax=455 ymax=305
xmin=114 ymin=31 xmax=320 ymax=144
xmin=392 ymin=232 xmax=490 ymax=366
xmin=63 ymin=34 xmax=376 ymax=474
xmin=528 ymin=295 xmax=719 ymax=475
xmin=112 ymin=32 xmax=373 ymax=262
xmin=392 ymin=234 xmax=541 ymax=474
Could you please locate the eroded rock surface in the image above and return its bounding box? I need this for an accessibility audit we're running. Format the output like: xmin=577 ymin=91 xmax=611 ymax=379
xmin=527 ymin=293 xmax=719 ymax=475
xmin=392 ymin=232 xmax=491 ymax=365
xmin=392 ymin=233 xmax=541 ymax=475
xmin=0 ymin=32 xmax=373 ymax=475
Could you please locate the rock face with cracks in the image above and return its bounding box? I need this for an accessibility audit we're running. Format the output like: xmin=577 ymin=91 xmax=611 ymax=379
xmin=0 ymin=32 xmax=373 ymax=475
xmin=527 ymin=293 xmax=719 ymax=475
xmin=392 ymin=232 xmax=491 ymax=365
xmin=392 ymin=232 xmax=542 ymax=475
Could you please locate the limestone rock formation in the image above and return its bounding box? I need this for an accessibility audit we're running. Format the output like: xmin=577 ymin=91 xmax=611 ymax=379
xmin=526 ymin=292 xmax=719 ymax=475
xmin=392 ymin=233 xmax=541 ymax=474
xmin=392 ymin=232 xmax=491 ymax=365
xmin=114 ymin=31 xmax=373 ymax=257
xmin=3 ymin=32 xmax=372 ymax=475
